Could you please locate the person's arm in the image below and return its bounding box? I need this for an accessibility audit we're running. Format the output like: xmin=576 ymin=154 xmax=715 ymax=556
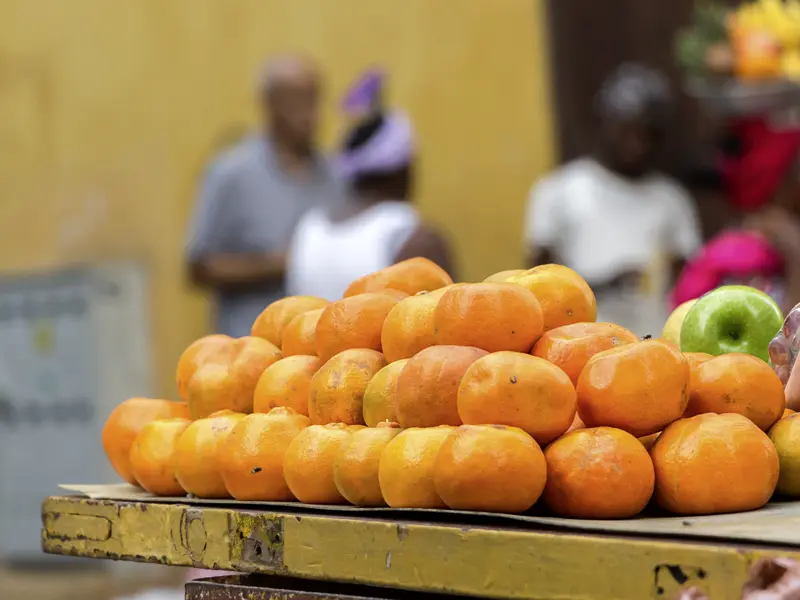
xmin=394 ymin=225 xmax=456 ymax=280
xmin=186 ymin=163 xmax=286 ymax=291
xmin=523 ymin=175 xmax=562 ymax=268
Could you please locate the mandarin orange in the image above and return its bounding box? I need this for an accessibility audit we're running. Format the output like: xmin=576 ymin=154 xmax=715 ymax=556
xmin=362 ymin=359 xmax=407 ymax=427
xmin=283 ymin=423 xmax=362 ymax=504
xmin=253 ymin=355 xmax=321 ymax=416
xmin=281 ymin=308 xmax=324 ymax=357
xmin=395 ymin=345 xmax=487 ymax=428
xmin=652 ymin=413 xmax=778 ymax=515
xmin=219 ymin=408 xmax=310 ymax=501
xmin=506 ymin=264 xmax=596 ymax=331
xmin=173 ymin=410 xmax=245 ymax=498
xmin=343 ymin=257 xmax=452 ymax=298
xmin=187 ymin=336 xmax=282 ymax=418
xmin=543 ymin=427 xmax=655 ymax=518
xmin=315 ymin=293 xmax=400 ymax=362
xmin=685 ymin=353 xmax=785 ymax=430
xmin=251 ymin=296 xmax=329 ymax=347
xmin=333 ymin=422 xmax=402 ymax=506
xmin=457 ymin=352 xmax=576 ymax=445
xmin=129 ymin=418 xmax=191 ymax=496
xmin=531 ymin=322 xmax=639 ymax=385
xmin=433 ymin=283 xmax=544 ymax=353
xmin=308 ymin=349 xmax=387 ymax=425
xmin=176 ymin=335 xmax=231 ymax=401
xmin=577 ymin=340 xmax=690 ymax=437
xmin=378 ymin=426 xmax=455 ymax=508
xmin=102 ymin=398 xmax=190 ymax=485
xmin=433 ymin=425 xmax=547 ymax=513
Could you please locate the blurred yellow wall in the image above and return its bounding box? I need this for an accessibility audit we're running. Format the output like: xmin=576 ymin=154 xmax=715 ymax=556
xmin=0 ymin=0 xmax=555 ymax=399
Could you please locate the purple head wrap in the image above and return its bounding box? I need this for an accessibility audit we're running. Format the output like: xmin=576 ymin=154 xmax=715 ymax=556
xmin=337 ymin=69 xmax=415 ymax=179
xmin=337 ymin=112 xmax=415 ymax=180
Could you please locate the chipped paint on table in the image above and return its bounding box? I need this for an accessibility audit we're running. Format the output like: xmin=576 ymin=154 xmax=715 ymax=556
xmin=41 ymin=496 xmax=800 ymax=599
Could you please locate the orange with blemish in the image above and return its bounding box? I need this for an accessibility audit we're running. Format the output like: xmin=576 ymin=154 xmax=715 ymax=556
xmin=176 ymin=335 xmax=231 ymax=401
xmin=457 ymin=352 xmax=576 ymax=445
xmin=685 ymin=353 xmax=785 ymax=431
xmin=219 ymin=408 xmax=310 ymax=501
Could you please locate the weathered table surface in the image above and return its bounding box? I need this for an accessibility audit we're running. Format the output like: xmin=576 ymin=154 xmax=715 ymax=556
xmin=41 ymin=495 xmax=800 ymax=599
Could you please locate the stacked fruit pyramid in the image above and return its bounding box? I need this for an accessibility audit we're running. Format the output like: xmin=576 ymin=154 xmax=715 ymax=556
xmin=102 ymin=258 xmax=800 ymax=518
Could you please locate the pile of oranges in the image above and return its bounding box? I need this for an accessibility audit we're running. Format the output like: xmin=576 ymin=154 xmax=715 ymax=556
xmin=103 ymin=257 xmax=799 ymax=518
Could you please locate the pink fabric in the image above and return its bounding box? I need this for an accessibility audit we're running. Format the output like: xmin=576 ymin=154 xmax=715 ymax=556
xmin=670 ymin=230 xmax=784 ymax=308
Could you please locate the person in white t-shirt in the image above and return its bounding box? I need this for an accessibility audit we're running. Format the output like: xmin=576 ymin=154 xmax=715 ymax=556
xmin=287 ymin=71 xmax=453 ymax=301
xmin=524 ymin=63 xmax=702 ymax=335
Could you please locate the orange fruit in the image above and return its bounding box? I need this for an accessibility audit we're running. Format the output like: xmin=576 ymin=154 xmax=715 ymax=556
xmin=543 ymin=427 xmax=655 ymax=518
xmin=652 ymin=413 xmax=779 ymax=515
xmin=433 ymin=283 xmax=544 ymax=353
xmin=577 ymin=340 xmax=690 ymax=437
xmin=638 ymin=432 xmax=661 ymax=452
xmin=507 ymin=264 xmax=597 ymax=331
xmin=253 ymin=355 xmax=322 ymax=416
xmin=173 ymin=410 xmax=246 ymax=498
xmin=531 ymin=322 xmax=639 ymax=385
xmin=380 ymin=286 xmax=459 ymax=363
xmin=783 ymin=408 xmax=796 ymax=420
xmin=129 ymin=418 xmax=191 ymax=496
xmin=378 ymin=426 xmax=455 ymax=508
xmin=395 ymin=345 xmax=488 ymax=428
xmin=308 ymin=349 xmax=387 ymax=425
xmin=768 ymin=414 xmax=800 ymax=497
xmin=344 ymin=257 xmax=453 ymax=298
xmin=187 ymin=336 xmax=282 ymax=419
xmin=483 ymin=269 xmax=525 ymax=283
xmin=251 ymin=296 xmax=329 ymax=347
xmin=176 ymin=334 xmax=231 ymax=401
xmin=283 ymin=423 xmax=362 ymax=504
xmin=333 ymin=422 xmax=402 ymax=506
xmin=102 ymin=398 xmax=190 ymax=485
xmin=433 ymin=425 xmax=547 ymax=513
xmin=457 ymin=352 xmax=576 ymax=445
xmin=685 ymin=353 xmax=785 ymax=431
xmin=219 ymin=407 xmax=310 ymax=501
xmin=362 ymin=359 xmax=407 ymax=427
xmin=281 ymin=308 xmax=324 ymax=357
xmin=315 ymin=293 xmax=400 ymax=362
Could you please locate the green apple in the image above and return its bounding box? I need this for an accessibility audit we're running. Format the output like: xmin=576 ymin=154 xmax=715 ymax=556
xmin=662 ymin=299 xmax=697 ymax=347
xmin=680 ymin=285 xmax=783 ymax=362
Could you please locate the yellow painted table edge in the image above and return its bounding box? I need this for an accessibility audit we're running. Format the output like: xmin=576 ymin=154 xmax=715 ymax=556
xmin=41 ymin=495 xmax=800 ymax=599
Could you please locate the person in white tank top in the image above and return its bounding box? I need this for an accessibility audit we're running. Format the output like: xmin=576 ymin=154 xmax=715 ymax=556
xmin=287 ymin=70 xmax=453 ymax=300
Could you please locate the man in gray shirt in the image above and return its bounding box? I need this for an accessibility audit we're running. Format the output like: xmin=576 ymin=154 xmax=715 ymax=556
xmin=186 ymin=55 xmax=339 ymax=337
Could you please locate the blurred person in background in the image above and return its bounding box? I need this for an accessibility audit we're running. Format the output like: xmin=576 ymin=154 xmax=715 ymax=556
xmin=672 ymin=113 xmax=800 ymax=314
xmin=186 ymin=54 xmax=340 ymax=336
xmin=524 ymin=63 xmax=702 ymax=335
xmin=286 ymin=70 xmax=454 ymax=301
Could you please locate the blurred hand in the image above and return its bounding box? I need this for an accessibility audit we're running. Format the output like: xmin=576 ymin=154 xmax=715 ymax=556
xmin=745 ymin=207 xmax=800 ymax=258
xmin=787 ymin=354 xmax=800 ymax=411
xmin=741 ymin=558 xmax=800 ymax=599
xmin=675 ymin=559 xmax=800 ymax=600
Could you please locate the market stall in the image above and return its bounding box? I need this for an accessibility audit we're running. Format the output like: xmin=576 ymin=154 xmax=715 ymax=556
xmin=41 ymin=491 xmax=800 ymax=599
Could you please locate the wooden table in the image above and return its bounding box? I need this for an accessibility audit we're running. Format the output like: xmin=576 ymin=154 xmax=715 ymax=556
xmin=41 ymin=495 xmax=800 ymax=599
